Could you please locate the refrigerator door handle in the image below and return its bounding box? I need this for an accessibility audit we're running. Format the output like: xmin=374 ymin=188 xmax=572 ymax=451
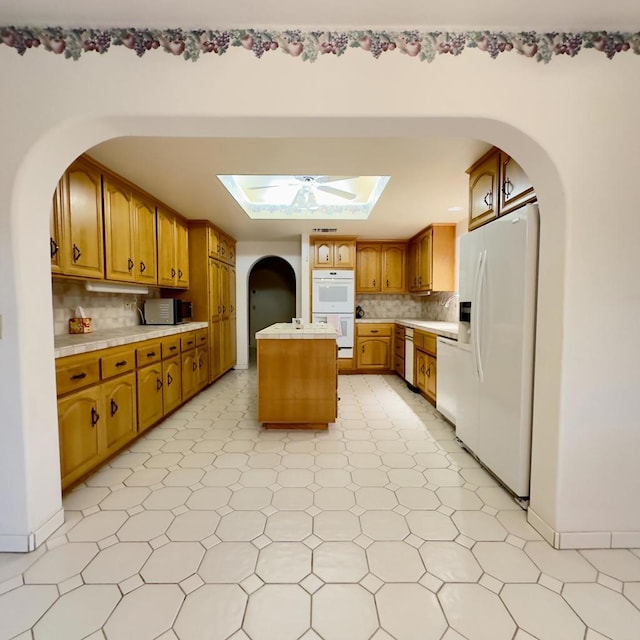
xmin=473 ymin=250 xmax=487 ymax=383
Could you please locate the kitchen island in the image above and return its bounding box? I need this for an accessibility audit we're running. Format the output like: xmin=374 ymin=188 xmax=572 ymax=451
xmin=256 ymin=322 xmax=338 ymax=430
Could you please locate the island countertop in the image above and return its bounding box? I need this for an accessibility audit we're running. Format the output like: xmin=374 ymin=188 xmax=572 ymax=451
xmin=255 ymin=322 xmax=338 ymax=340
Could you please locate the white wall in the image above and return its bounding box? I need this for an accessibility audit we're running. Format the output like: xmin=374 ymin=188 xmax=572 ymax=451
xmin=1 ymin=45 xmax=639 ymax=549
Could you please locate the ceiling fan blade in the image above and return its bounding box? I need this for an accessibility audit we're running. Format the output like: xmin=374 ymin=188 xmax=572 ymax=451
xmin=246 ymin=182 xmax=297 ymax=191
xmin=315 ymin=176 xmax=358 ymax=184
xmin=317 ymin=185 xmax=357 ymax=200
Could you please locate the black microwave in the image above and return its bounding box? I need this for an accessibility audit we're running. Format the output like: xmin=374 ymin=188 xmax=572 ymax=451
xmin=144 ymin=298 xmax=192 ymax=325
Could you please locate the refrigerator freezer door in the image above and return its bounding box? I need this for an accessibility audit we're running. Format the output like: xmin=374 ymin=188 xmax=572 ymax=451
xmin=456 ymin=342 xmax=479 ymax=453
xmin=475 ymin=206 xmax=538 ymax=497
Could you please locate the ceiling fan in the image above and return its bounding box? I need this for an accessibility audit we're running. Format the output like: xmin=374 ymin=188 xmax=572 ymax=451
xmin=247 ymin=175 xmax=359 ymax=207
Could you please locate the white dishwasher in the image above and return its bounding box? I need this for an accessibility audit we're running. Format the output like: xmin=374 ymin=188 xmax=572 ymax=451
xmin=436 ymin=336 xmax=460 ymax=425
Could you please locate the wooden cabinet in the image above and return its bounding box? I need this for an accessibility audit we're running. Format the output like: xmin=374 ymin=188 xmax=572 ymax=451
xmin=181 ymin=332 xmax=200 ymax=401
xmin=157 ymin=207 xmax=189 ymax=289
xmin=50 ymin=179 xmax=64 ymax=273
xmin=408 ymin=225 xmax=456 ymax=293
xmin=311 ymin=236 xmax=356 ymax=269
xmin=355 ymin=323 xmax=393 ymax=370
xmin=467 ymin=147 xmax=536 ymax=230
xmin=103 ymin=175 xmax=136 ymax=282
xmin=356 ymin=242 xmax=406 ymax=293
xmin=102 ymin=373 xmax=137 ymax=456
xmin=58 ymin=158 xmax=104 ymax=279
xmin=414 ymin=330 xmax=438 ymax=405
xmin=163 ymin=356 xmax=182 ymax=414
xmin=136 ymin=363 xmax=163 ymax=433
xmin=393 ymin=324 xmax=405 ymax=377
xmin=133 ymin=195 xmax=158 ymax=285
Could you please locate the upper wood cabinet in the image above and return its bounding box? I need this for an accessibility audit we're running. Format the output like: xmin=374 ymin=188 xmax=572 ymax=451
xmin=157 ymin=207 xmax=189 ymax=289
xmin=467 ymin=147 xmax=536 ymax=230
xmin=133 ymin=195 xmax=158 ymax=285
xmin=103 ymin=175 xmax=136 ymax=282
xmin=311 ymin=236 xmax=356 ymax=269
xmin=50 ymin=179 xmax=63 ymax=274
xmin=58 ymin=158 xmax=104 ymax=279
xmin=408 ymin=225 xmax=456 ymax=293
xmin=356 ymin=242 xmax=406 ymax=293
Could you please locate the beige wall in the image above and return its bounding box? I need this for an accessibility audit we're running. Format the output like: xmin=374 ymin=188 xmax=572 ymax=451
xmin=1 ymin=45 xmax=639 ymax=549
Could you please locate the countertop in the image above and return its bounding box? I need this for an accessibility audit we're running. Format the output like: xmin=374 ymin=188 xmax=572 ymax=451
xmin=355 ymin=318 xmax=459 ymax=339
xmin=256 ymin=322 xmax=338 ymax=340
xmin=54 ymin=322 xmax=209 ymax=358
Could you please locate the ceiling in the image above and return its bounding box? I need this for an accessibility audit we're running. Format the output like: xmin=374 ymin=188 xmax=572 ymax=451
xmin=5 ymin=0 xmax=637 ymax=243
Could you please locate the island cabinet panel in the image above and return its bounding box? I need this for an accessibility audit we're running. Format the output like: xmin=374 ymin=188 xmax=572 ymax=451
xmin=258 ymin=339 xmax=338 ymax=429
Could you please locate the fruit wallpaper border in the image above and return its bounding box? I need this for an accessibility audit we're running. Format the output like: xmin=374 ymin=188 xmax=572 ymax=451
xmin=1 ymin=27 xmax=638 ymax=63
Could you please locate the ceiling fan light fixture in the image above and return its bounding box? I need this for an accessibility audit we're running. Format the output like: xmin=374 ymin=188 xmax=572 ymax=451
xmin=217 ymin=174 xmax=390 ymax=220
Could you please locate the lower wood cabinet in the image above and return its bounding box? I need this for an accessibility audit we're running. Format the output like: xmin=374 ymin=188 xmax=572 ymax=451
xmin=56 ymin=327 xmax=209 ymax=490
xmin=355 ymin=323 xmax=393 ymax=371
xmin=414 ymin=330 xmax=438 ymax=405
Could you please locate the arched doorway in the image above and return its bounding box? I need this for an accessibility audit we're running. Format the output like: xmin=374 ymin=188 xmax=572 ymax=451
xmin=248 ymin=256 xmax=297 ymax=363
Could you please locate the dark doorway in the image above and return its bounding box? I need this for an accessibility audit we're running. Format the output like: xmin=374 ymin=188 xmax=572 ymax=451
xmin=248 ymin=256 xmax=296 ymax=361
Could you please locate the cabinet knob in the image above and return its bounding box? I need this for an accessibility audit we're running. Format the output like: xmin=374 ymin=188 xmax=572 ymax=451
xmin=50 ymin=238 xmax=59 ymax=259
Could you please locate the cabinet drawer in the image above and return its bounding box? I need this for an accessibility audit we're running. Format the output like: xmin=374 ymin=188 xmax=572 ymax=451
xmin=136 ymin=341 xmax=162 ymax=367
xmin=195 ymin=329 xmax=208 ymax=346
xmin=415 ymin=331 xmax=437 ymax=356
xmin=162 ymin=336 xmax=181 ymax=358
xmin=356 ymin=323 xmax=393 ymax=337
xmin=101 ymin=347 xmax=135 ymax=379
xmin=180 ymin=333 xmax=197 ymax=352
xmin=56 ymin=354 xmax=100 ymax=396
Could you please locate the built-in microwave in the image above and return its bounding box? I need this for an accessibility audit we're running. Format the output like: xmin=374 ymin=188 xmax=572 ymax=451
xmin=144 ymin=298 xmax=192 ymax=325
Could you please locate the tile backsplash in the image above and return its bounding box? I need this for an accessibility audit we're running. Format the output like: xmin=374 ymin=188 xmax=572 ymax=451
xmin=355 ymin=292 xmax=458 ymax=323
xmin=52 ymin=280 xmax=148 ymax=335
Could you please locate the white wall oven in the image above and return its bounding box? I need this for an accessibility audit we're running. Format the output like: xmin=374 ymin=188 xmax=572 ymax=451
xmin=311 ymin=270 xmax=355 ymax=313
xmin=311 ymin=270 xmax=355 ymax=358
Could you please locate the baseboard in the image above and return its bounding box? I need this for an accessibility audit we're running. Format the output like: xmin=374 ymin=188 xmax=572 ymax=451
xmin=528 ymin=508 xmax=640 ymax=549
xmin=0 ymin=509 xmax=65 ymax=553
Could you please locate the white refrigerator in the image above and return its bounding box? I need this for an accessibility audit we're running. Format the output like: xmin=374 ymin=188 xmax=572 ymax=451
xmin=456 ymin=204 xmax=539 ymax=498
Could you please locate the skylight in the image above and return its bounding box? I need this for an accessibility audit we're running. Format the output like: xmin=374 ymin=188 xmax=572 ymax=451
xmin=217 ymin=175 xmax=390 ymax=220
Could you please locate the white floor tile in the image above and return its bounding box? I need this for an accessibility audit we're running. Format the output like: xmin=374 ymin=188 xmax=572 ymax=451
xmin=312 ymin=584 xmax=378 ymax=640
xmin=198 ymin=542 xmax=258 ymax=583
xmin=313 ymin=541 xmax=368 ymax=583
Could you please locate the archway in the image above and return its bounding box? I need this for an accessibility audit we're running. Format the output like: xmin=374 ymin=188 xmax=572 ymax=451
xmin=248 ymin=256 xmax=297 ymax=363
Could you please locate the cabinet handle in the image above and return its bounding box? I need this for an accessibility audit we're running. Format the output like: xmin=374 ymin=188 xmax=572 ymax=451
xmin=72 ymin=244 xmax=81 ymax=263
xmin=230 ymin=305 xmax=235 ymax=313
xmin=371 ymin=330 xmax=379 ymax=334
xmin=110 ymin=399 xmax=118 ymax=417
xmin=502 ymin=178 xmax=514 ymax=197
xmin=156 ymin=378 xmax=163 ymax=391
xmin=140 ymin=261 xmax=146 ymax=273
xmin=372 ymin=279 xmax=375 ymax=287
xmin=218 ymin=306 xmax=222 ymax=314
xmin=418 ymin=276 xmax=422 ymax=286
xmin=167 ymin=373 xmax=173 ymax=386
xmin=426 ymin=366 xmax=431 ymax=377
xmin=186 ymin=340 xmax=193 ymax=346
xmin=70 ymin=372 xmax=87 ymax=381
xmin=362 ymin=345 xmax=365 ymax=353
xmin=171 ymin=268 xmax=176 ymax=278
xmin=223 ymin=306 xmax=226 ymax=313
xmin=178 ymin=269 xmax=183 ymax=279
xmin=192 ymin=361 xmax=197 ymax=372
xmin=199 ymin=357 xmax=203 ymax=367
xmin=170 ymin=346 xmax=177 ymax=351
xmin=50 ymin=238 xmax=59 ymax=258
xmin=115 ymin=360 xmax=127 ymax=367
xmin=483 ymin=191 xmax=493 ymax=207
xmin=127 ymin=258 xmax=134 ymax=272
xmin=90 ymin=407 xmax=100 ymax=427
xmin=386 ymin=279 xmax=390 ymax=288
xmin=147 ymin=351 xmax=156 ymax=357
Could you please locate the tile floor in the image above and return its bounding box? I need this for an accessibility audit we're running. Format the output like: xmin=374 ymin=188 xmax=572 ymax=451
xmin=2 ymin=370 xmax=640 ymax=640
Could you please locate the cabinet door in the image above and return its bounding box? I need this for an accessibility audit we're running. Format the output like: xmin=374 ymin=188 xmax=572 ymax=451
xmin=176 ymin=218 xmax=189 ymax=288
xmin=408 ymin=238 xmax=420 ymax=292
xmin=103 ymin=373 xmax=137 ymax=455
xmin=499 ymin=154 xmax=535 ymax=216
xmin=209 ymin=320 xmax=223 ymax=382
xmin=381 ymin=243 xmax=406 ymax=292
xmin=313 ymin=241 xmax=333 ymax=267
xmin=334 ymin=240 xmax=355 ymax=268
xmin=209 ymin=258 xmax=222 ymax=322
xmin=196 ymin=346 xmax=209 ymax=389
xmin=208 ymin=226 xmax=220 ymax=258
xmin=137 ymin=364 xmax=164 ymax=432
xmin=181 ymin=350 xmax=197 ymax=401
xmin=58 ymin=388 xmax=102 ymax=488
xmin=227 ymin=239 xmax=236 ymax=266
xmin=356 ymin=244 xmax=381 ymax=293
xmin=425 ymin=354 xmax=437 ymax=403
xmin=418 ymin=229 xmax=433 ymax=292
xmin=163 ymin=357 xmax=182 ymax=415
xmin=415 ymin=349 xmax=427 ymax=394
xmin=220 ymin=318 xmax=232 ymax=372
xmin=134 ymin=195 xmax=158 ymax=284
xmin=220 ymin=263 xmax=230 ymax=319
xmin=229 ymin=267 xmax=237 ymax=318
xmin=61 ymin=159 xmax=104 ymax=278
xmin=356 ymin=337 xmax=391 ymax=369
xmin=50 ymin=180 xmax=63 ymax=273
xmin=468 ymin=150 xmax=500 ymax=230
xmin=157 ymin=208 xmax=177 ymax=286
xmin=103 ymin=176 xmax=136 ymax=282
xmin=219 ymin=234 xmax=230 ymax=264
